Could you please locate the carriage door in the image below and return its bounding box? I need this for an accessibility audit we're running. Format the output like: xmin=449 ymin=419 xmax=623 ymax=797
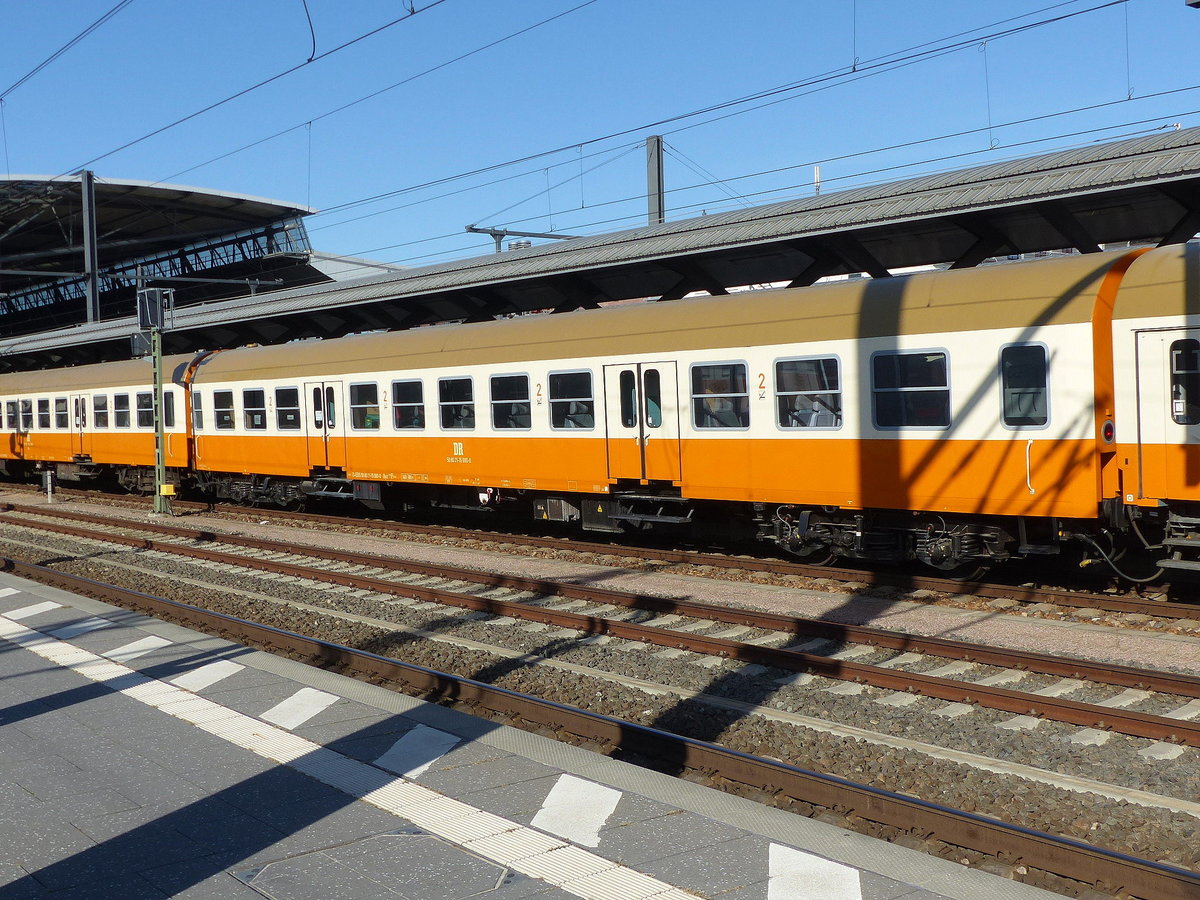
xmin=1135 ymin=329 xmax=1200 ymax=501
xmin=304 ymin=381 xmax=347 ymax=470
xmin=70 ymin=394 xmax=90 ymax=458
xmin=602 ymin=362 xmax=682 ymax=482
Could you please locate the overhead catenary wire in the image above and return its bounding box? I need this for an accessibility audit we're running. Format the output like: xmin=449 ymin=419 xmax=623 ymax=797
xmin=157 ymin=0 xmax=602 ymax=186
xmin=323 ymin=75 xmax=1200 ymax=252
xmin=314 ymin=0 xmax=1128 ymax=221
xmin=353 ymin=115 xmax=1195 ymax=268
xmin=68 ymin=0 xmax=452 ymax=175
xmin=0 ymin=0 xmax=135 ymax=102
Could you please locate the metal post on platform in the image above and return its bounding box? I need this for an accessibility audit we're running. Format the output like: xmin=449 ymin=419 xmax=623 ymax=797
xmin=42 ymin=469 xmax=54 ymax=505
xmin=151 ymin=326 xmax=171 ymax=515
xmin=137 ymin=286 xmax=173 ymax=516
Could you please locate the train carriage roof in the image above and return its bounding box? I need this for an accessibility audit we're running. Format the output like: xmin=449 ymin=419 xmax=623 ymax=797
xmin=1110 ymin=242 xmax=1200 ymax=319
xmin=0 ymin=247 xmax=1158 ymax=393
xmin=188 ymin=249 xmax=1138 ymax=382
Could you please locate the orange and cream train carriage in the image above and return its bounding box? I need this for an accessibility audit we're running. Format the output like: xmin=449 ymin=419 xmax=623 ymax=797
xmin=1 ymin=243 xmax=1199 ymax=578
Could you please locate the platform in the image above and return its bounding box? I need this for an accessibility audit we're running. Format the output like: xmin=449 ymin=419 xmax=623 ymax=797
xmin=0 ymin=571 xmax=1064 ymax=899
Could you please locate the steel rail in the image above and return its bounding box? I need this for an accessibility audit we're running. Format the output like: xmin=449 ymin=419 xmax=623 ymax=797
xmin=3 ymin=509 xmax=1199 ymax=748
xmin=8 ymin=502 xmax=1200 ymax=700
xmin=2 ymin=484 xmax=1193 ymax=618
xmin=1 ymin=555 xmax=1196 ymax=900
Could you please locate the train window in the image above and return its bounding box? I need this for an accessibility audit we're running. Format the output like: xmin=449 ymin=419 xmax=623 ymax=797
xmin=325 ymin=386 xmax=337 ymax=428
xmin=1171 ymin=339 xmax=1200 ymax=426
xmin=54 ymin=398 xmax=68 ymax=429
xmin=549 ymin=371 xmax=593 ymax=429
xmin=350 ymin=383 xmax=380 ymax=430
xmin=439 ymin=377 xmax=475 ymax=429
xmin=490 ymin=375 xmax=531 ymax=429
xmin=275 ymin=387 xmax=301 ymax=430
xmin=93 ymin=395 xmax=109 ymax=428
xmin=37 ymin=399 xmax=50 ymax=429
xmin=872 ymin=351 xmax=950 ymax=428
xmin=20 ymin=400 xmax=32 ymax=430
xmin=392 ymin=380 xmax=424 ymax=429
xmin=137 ymin=392 xmax=154 ymax=428
xmin=192 ymin=392 xmax=204 ymax=430
xmin=164 ymin=392 xmax=175 ymax=429
xmin=619 ymin=370 xmax=637 ymax=427
xmin=1000 ymin=345 xmax=1048 ymax=427
xmin=214 ymin=390 xmax=235 ymax=430
xmin=691 ymin=363 xmax=749 ymax=429
xmin=242 ymin=389 xmax=267 ymax=430
xmin=644 ymin=369 xmax=663 ymax=428
xmin=776 ymin=358 xmax=841 ymax=428
xmin=114 ymin=394 xmax=130 ymax=428
xmin=4 ymin=401 xmax=16 ymax=430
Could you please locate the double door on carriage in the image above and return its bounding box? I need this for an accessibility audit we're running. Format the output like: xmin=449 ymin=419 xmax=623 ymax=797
xmin=602 ymin=362 xmax=682 ymax=483
xmin=304 ymin=380 xmax=347 ymax=470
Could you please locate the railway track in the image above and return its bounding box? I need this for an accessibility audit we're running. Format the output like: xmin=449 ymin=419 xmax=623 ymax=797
xmin=3 ymin=501 xmax=1199 ymax=751
xmin=2 ymin=554 xmax=1197 ymax=900
xmin=5 ymin=483 xmax=1196 ymax=620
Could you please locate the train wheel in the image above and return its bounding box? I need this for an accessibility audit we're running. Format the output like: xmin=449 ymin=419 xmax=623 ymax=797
xmin=927 ymin=559 xmax=988 ymax=581
xmin=783 ymin=543 xmax=837 ymax=566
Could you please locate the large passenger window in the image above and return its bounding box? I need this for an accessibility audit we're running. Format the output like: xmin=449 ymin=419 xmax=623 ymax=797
xmin=350 ymin=383 xmax=380 ymax=430
xmin=439 ymin=378 xmax=474 ymax=429
xmin=491 ymin=375 xmax=531 ymax=429
xmin=1000 ymin=345 xmax=1049 ymax=427
xmin=276 ymin=388 xmax=301 ymax=430
xmin=692 ymin=363 xmax=749 ymax=428
xmin=549 ymin=372 xmax=593 ymax=429
xmin=4 ymin=401 xmax=16 ymax=430
xmin=20 ymin=400 xmax=33 ymax=430
xmin=872 ymin=351 xmax=950 ymax=428
xmin=1171 ymin=339 xmax=1200 ymax=426
xmin=242 ymin=390 xmax=266 ymax=430
xmin=37 ymin=399 xmax=49 ymax=429
xmin=93 ymin=395 xmax=109 ymax=428
xmin=136 ymin=392 xmax=154 ymax=428
xmin=114 ymin=394 xmax=130 ymax=428
xmin=392 ymin=380 xmax=424 ymax=429
xmin=54 ymin=398 xmax=68 ymax=429
xmin=214 ymin=391 xmax=235 ymax=430
xmin=776 ymin=358 xmax=841 ymax=428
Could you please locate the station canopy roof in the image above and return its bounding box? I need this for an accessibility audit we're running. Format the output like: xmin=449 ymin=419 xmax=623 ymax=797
xmin=5 ymin=126 xmax=1200 ymax=372
xmin=0 ymin=176 xmax=326 ymax=338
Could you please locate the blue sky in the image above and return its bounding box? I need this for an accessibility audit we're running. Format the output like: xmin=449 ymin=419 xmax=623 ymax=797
xmin=3 ymin=1 xmax=1199 ymax=268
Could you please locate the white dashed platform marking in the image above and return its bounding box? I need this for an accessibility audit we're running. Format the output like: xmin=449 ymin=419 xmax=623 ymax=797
xmin=0 ymin=587 xmax=20 ymax=598
xmin=373 ymin=724 xmax=461 ymax=778
xmin=260 ymin=687 xmax=339 ymax=729
xmin=3 ymin=601 xmax=61 ymax=620
xmin=0 ymin=614 xmax=694 ymax=900
xmin=768 ymin=844 xmax=862 ymax=899
xmin=170 ymin=660 xmax=246 ymax=692
xmin=48 ymin=617 xmax=112 ymax=640
xmin=102 ymin=636 xmax=173 ymax=662
xmin=531 ymin=774 xmax=622 ymax=848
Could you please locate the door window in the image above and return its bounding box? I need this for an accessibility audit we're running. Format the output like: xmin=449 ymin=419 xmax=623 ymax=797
xmin=1170 ymin=338 xmax=1200 ymax=425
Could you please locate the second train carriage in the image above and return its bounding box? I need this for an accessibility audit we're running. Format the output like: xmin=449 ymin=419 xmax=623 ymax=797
xmin=1 ymin=243 xmax=1199 ymax=576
